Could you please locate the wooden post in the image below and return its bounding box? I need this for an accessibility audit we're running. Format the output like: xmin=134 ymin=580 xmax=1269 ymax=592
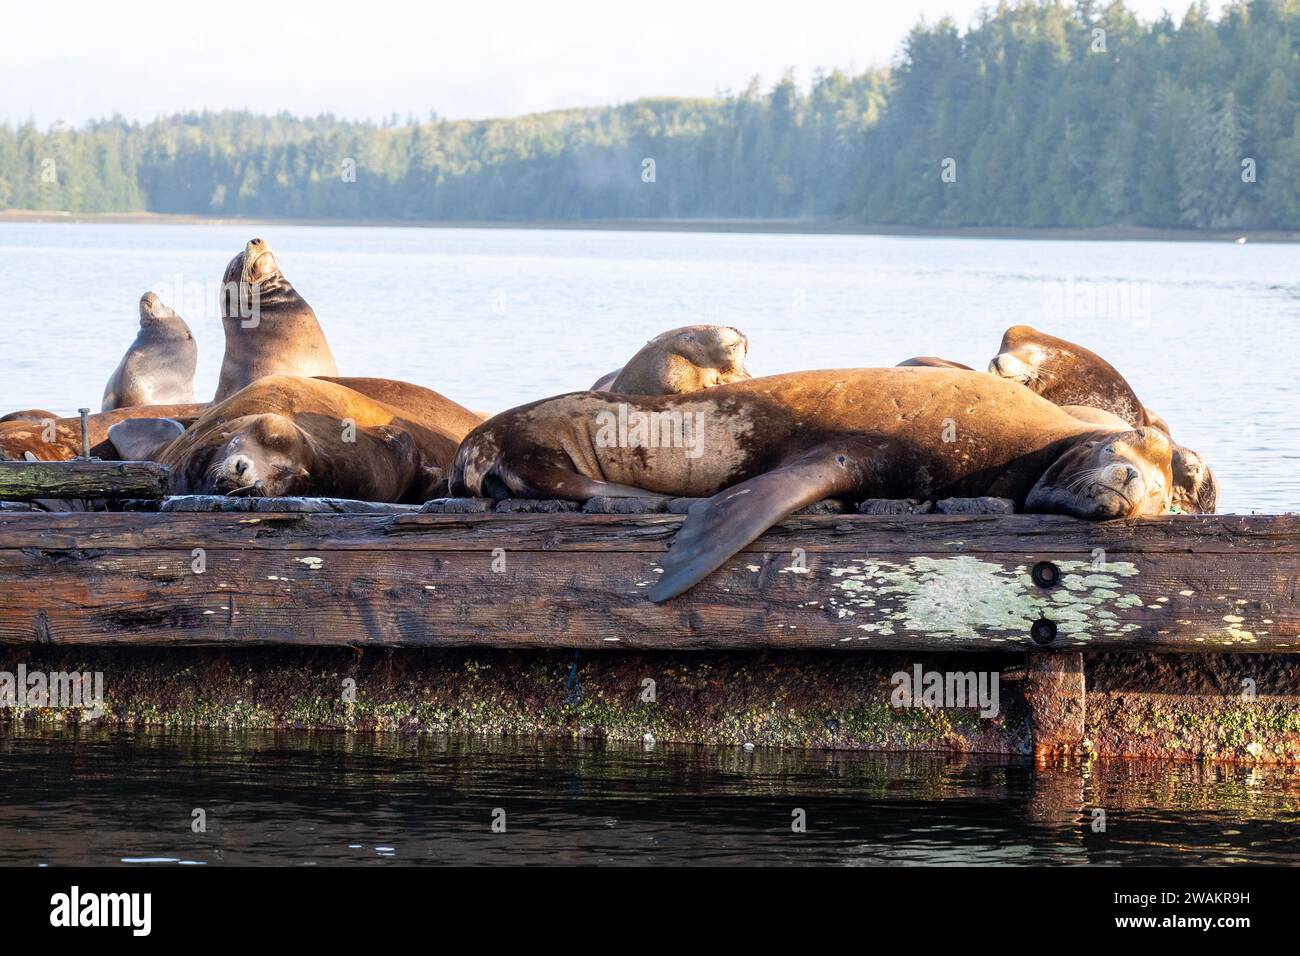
xmin=0 ymin=461 xmax=169 ymax=501
xmin=1025 ymin=651 xmax=1086 ymax=759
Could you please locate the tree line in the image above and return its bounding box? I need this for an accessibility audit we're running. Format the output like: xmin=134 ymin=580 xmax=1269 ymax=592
xmin=2 ymin=1 xmax=1297 ymax=229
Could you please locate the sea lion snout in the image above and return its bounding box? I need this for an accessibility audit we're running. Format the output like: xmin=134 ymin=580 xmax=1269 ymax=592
xmin=240 ymin=237 xmax=279 ymax=286
xmin=137 ymin=290 xmax=177 ymax=324
xmin=210 ymin=449 xmax=261 ymax=494
xmin=1088 ymin=433 xmax=1172 ymax=516
xmin=988 ymin=351 xmax=1036 ymax=383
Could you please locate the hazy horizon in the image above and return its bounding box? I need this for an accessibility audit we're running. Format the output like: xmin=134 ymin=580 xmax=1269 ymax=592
xmin=3 ymin=0 xmax=1192 ymax=128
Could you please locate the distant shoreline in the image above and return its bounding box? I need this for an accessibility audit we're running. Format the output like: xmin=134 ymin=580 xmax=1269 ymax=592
xmin=0 ymin=209 xmax=1291 ymax=243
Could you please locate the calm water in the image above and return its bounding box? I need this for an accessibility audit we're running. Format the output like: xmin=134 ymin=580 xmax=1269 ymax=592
xmin=1 ymin=728 xmax=1297 ymax=866
xmin=1 ymin=222 xmax=1297 ymax=513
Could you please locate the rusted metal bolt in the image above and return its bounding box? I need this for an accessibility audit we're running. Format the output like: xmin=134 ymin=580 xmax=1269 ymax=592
xmin=78 ymin=408 xmax=91 ymax=459
xmin=1031 ymin=560 xmax=1061 ymax=589
xmin=1030 ymin=617 xmax=1057 ymax=645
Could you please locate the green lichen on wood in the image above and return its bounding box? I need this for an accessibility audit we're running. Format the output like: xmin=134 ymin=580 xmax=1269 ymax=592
xmin=828 ymin=556 xmax=1142 ymax=644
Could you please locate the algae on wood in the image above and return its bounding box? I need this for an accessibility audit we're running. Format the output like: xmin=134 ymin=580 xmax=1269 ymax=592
xmin=0 ymin=461 xmax=169 ymax=501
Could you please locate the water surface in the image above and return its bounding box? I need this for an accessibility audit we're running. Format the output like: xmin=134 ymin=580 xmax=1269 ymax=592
xmin=1 ymin=728 xmax=1297 ymax=866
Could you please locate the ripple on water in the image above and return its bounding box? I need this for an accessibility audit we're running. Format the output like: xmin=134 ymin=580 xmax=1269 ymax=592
xmin=0 ymin=727 xmax=1298 ymax=866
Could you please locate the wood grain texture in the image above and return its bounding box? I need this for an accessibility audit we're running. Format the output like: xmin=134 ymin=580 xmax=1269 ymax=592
xmin=0 ymin=511 xmax=1296 ymax=651
xmin=0 ymin=461 xmax=169 ymax=501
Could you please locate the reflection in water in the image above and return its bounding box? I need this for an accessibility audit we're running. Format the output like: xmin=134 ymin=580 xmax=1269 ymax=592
xmin=0 ymin=727 xmax=1297 ymax=865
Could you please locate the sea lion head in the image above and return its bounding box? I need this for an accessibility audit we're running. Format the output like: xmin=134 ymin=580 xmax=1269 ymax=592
xmin=1026 ymin=427 xmax=1173 ymax=519
xmin=221 ymin=237 xmax=287 ymax=310
xmin=610 ymin=325 xmax=751 ymax=394
xmin=138 ymin=292 xmax=193 ymax=341
xmin=180 ymin=413 xmax=315 ymax=497
xmin=240 ymin=237 xmax=282 ymax=286
xmin=988 ymin=325 xmax=1147 ymax=428
xmin=669 ymin=325 xmax=750 ymax=383
xmin=1171 ymin=445 xmax=1218 ymax=514
xmin=987 ymin=325 xmax=1057 ymax=387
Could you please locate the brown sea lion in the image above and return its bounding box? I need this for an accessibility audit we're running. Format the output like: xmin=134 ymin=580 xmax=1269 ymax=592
xmin=102 ymin=293 xmax=198 ymax=411
xmin=107 ymin=376 xmax=488 ymax=464
xmin=0 ymin=409 xmax=58 ymax=423
xmin=0 ymin=404 xmax=207 ymax=461
xmin=987 ymin=325 xmax=1169 ymax=433
xmin=158 ymin=376 xmax=471 ymax=501
xmin=591 ymin=325 xmax=751 ymax=394
xmin=317 ymin=377 xmax=487 ymax=433
xmin=214 ymin=238 xmax=338 ymax=402
xmin=989 ymin=327 xmax=1214 ymax=512
xmin=896 ymin=356 xmax=974 ymax=370
xmin=451 ymin=368 xmax=1176 ymax=600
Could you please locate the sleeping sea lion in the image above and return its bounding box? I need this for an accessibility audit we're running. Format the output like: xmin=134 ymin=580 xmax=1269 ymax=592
xmin=102 ymin=293 xmax=198 ymax=411
xmin=158 ymin=376 xmax=472 ymax=501
xmin=988 ymin=327 xmax=1215 ymax=511
xmin=1058 ymin=406 xmax=1215 ymax=514
xmin=214 ymin=238 xmax=338 ymax=402
xmin=987 ymin=325 xmax=1170 ymax=434
xmin=592 ymin=325 xmax=750 ymax=394
xmin=450 ymin=368 xmax=1178 ymax=600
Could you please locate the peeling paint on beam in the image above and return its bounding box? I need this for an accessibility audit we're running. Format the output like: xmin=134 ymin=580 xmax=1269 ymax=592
xmin=827 ymin=557 xmax=1143 ymax=645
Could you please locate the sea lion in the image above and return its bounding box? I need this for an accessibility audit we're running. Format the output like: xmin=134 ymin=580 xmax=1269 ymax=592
xmin=896 ymin=356 xmax=974 ymax=370
xmin=101 ymin=293 xmax=198 ymax=411
xmin=214 ymin=238 xmax=338 ymax=402
xmin=0 ymin=420 xmax=79 ymax=461
xmin=0 ymin=404 xmax=207 ymax=461
xmin=317 ymin=377 xmax=487 ymax=433
xmin=988 ymin=325 xmax=1169 ymax=434
xmin=0 ymin=409 xmax=58 ymax=423
xmin=159 ymin=376 xmax=470 ymax=501
xmin=591 ymin=326 xmax=751 ymax=394
xmin=988 ymin=328 xmax=1214 ymax=511
xmin=451 ymin=368 xmax=1177 ymax=600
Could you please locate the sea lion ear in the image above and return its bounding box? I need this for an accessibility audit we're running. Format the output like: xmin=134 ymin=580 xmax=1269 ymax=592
xmin=107 ymin=419 xmax=186 ymax=461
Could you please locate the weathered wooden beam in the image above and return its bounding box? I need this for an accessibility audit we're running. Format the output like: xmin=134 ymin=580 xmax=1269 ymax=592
xmin=1025 ymin=652 xmax=1086 ymax=759
xmin=0 ymin=511 xmax=1296 ymax=553
xmin=0 ymin=461 xmax=169 ymax=501
xmin=0 ymin=512 xmax=1296 ymax=651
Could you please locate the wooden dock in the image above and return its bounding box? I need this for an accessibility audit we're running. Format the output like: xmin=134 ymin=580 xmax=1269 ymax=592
xmin=0 ymin=508 xmax=1295 ymax=652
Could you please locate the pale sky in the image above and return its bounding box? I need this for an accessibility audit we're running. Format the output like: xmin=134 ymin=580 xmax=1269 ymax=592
xmin=2 ymin=0 xmax=1192 ymax=128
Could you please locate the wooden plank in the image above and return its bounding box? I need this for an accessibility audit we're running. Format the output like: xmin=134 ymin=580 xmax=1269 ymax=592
xmin=0 ymin=516 xmax=1295 ymax=649
xmin=0 ymin=510 xmax=1296 ymax=554
xmin=0 ymin=461 xmax=169 ymax=501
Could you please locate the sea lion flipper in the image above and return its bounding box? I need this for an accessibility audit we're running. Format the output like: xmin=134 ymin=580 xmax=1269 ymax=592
xmin=107 ymin=418 xmax=186 ymax=462
xmin=648 ymin=441 xmax=876 ymax=603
